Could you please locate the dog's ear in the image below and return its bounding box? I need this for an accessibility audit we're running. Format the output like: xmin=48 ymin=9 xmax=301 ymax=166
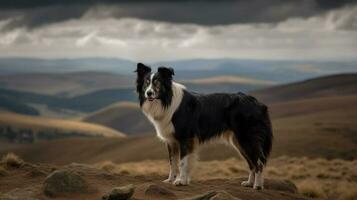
xmin=135 ymin=63 xmax=151 ymax=94
xmin=158 ymin=67 xmax=175 ymax=80
xmin=135 ymin=63 xmax=151 ymax=77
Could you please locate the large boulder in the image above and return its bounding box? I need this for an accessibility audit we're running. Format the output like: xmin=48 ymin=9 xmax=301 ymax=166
xmin=43 ymin=169 xmax=89 ymax=197
xmin=102 ymin=184 xmax=135 ymax=200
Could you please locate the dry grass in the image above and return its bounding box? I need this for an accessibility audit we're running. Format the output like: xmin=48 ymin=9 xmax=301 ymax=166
xmin=1 ymin=153 xmax=24 ymax=168
xmin=98 ymin=161 xmax=117 ymax=173
xmin=338 ymin=189 xmax=357 ymax=200
xmin=95 ymin=156 xmax=356 ymax=200
xmin=297 ymin=180 xmax=326 ymax=198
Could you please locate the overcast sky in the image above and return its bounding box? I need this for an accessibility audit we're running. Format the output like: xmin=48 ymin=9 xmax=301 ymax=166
xmin=0 ymin=0 xmax=356 ymax=61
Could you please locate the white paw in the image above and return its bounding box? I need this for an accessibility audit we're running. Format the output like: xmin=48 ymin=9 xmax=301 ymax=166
xmin=241 ymin=180 xmax=254 ymax=187
xmin=173 ymin=178 xmax=189 ymax=186
xmin=253 ymin=184 xmax=264 ymax=190
xmin=163 ymin=177 xmax=175 ymax=183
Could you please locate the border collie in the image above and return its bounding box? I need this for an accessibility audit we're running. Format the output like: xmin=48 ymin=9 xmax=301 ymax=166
xmin=135 ymin=63 xmax=273 ymax=190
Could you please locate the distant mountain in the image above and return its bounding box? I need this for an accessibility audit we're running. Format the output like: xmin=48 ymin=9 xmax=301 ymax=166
xmin=0 ymin=71 xmax=134 ymax=97
xmin=0 ymin=58 xmax=135 ymax=75
xmin=0 ymin=88 xmax=137 ymax=114
xmin=158 ymin=58 xmax=357 ymax=83
xmin=1 ymin=57 xmax=356 ymax=84
xmin=182 ymin=75 xmax=276 ymax=93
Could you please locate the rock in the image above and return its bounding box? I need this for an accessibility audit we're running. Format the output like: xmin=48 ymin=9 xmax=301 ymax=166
xmin=264 ymin=179 xmax=298 ymax=193
xmin=26 ymin=168 xmax=47 ymax=177
xmin=103 ymin=184 xmax=135 ymax=200
xmin=144 ymin=184 xmax=176 ymax=199
xmin=182 ymin=191 xmax=241 ymax=200
xmin=234 ymin=178 xmax=297 ymax=193
xmin=43 ymin=169 xmax=88 ymax=197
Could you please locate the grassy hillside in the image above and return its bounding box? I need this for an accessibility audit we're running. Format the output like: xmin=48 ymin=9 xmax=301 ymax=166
xmin=0 ymin=74 xmax=356 ymax=163
xmin=82 ymin=102 xmax=154 ymax=135
xmin=0 ymin=112 xmax=125 ymax=143
xmin=0 ymin=95 xmax=39 ymax=116
xmin=252 ymin=73 xmax=357 ymax=103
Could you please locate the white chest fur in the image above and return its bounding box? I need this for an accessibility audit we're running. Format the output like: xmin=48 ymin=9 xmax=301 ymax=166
xmin=141 ymin=82 xmax=185 ymax=143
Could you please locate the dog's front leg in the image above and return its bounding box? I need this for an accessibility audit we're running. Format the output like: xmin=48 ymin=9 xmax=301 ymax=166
xmin=174 ymin=139 xmax=197 ymax=186
xmin=163 ymin=142 xmax=179 ymax=183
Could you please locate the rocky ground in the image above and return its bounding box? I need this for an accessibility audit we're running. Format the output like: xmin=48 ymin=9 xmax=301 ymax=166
xmin=0 ymin=154 xmax=312 ymax=200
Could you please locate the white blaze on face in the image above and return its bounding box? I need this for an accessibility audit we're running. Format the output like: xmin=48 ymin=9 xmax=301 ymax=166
xmin=145 ymin=73 xmax=155 ymax=99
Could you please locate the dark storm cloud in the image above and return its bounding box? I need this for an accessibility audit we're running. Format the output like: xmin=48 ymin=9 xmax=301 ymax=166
xmin=0 ymin=0 xmax=356 ymax=30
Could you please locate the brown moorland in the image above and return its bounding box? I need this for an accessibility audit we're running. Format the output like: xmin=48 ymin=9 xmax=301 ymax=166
xmin=0 ymin=153 xmax=313 ymax=200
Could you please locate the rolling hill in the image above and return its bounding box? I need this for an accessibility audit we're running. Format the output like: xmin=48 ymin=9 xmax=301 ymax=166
xmin=0 ymin=71 xmax=134 ymax=97
xmin=82 ymin=102 xmax=154 ymax=135
xmin=252 ymin=73 xmax=357 ymax=103
xmin=0 ymin=73 xmax=356 ymax=163
xmin=0 ymin=87 xmax=137 ymax=115
xmin=0 ymin=95 xmax=39 ymax=116
xmin=0 ymin=112 xmax=125 ymax=144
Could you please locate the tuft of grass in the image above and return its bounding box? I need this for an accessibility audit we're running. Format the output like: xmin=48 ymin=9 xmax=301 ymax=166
xmin=1 ymin=153 xmax=24 ymax=168
xmin=339 ymin=190 xmax=357 ymax=200
xmin=98 ymin=161 xmax=116 ymax=173
xmin=0 ymin=166 xmax=7 ymax=176
xmin=338 ymin=186 xmax=357 ymax=200
xmin=297 ymin=180 xmax=326 ymax=198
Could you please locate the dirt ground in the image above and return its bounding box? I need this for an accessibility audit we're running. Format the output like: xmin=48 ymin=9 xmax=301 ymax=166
xmin=0 ymin=159 xmax=312 ymax=200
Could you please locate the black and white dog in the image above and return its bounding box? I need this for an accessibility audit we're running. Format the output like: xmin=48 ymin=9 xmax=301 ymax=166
xmin=135 ymin=63 xmax=272 ymax=189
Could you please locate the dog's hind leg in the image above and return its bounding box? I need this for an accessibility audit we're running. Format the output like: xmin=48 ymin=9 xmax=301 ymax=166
xmin=173 ymin=138 xmax=197 ymax=186
xmin=253 ymin=160 xmax=264 ymax=190
xmin=163 ymin=142 xmax=179 ymax=183
xmin=230 ymin=129 xmax=269 ymax=190
xmin=230 ymin=136 xmax=255 ymax=188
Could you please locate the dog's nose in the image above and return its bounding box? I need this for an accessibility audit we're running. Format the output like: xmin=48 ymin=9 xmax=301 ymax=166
xmin=146 ymin=91 xmax=153 ymax=97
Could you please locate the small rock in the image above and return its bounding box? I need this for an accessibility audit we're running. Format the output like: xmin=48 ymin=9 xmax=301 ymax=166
xmin=264 ymin=179 xmax=298 ymax=193
xmin=182 ymin=191 xmax=241 ymax=200
xmin=235 ymin=178 xmax=298 ymax=193
xmin=27 ymin=168 xmax=47 ymax=177
xmin=103 ymin=184 xmax=135 ymax=200
xmin=43 ymin=169 xmax=88 ymax=197
xmin=144 ymin=184 xmax=176 ymax=198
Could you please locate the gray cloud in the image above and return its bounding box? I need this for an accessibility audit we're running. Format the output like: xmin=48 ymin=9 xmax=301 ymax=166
xmin=0 ymin=0 xmax=356 ymax=30
xmin=0 ymin=5 xmax=356 ymax=61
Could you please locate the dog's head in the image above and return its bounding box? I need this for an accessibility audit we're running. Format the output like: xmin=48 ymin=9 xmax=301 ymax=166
xmin=135 ymin=63 xmax=174 ymax=106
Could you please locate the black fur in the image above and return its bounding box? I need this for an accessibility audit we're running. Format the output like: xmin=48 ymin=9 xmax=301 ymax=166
xmin=136 ymin=63 xmax=273 ymax=173
xmin=135 ymin=63 xmax=151 ymax=106
xmin=171 ymin=91 xmax=272 ymax=169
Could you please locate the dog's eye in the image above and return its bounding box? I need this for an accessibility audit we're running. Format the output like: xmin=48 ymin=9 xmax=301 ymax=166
xmin=146 ymin=79 xmax=150 ymax=84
